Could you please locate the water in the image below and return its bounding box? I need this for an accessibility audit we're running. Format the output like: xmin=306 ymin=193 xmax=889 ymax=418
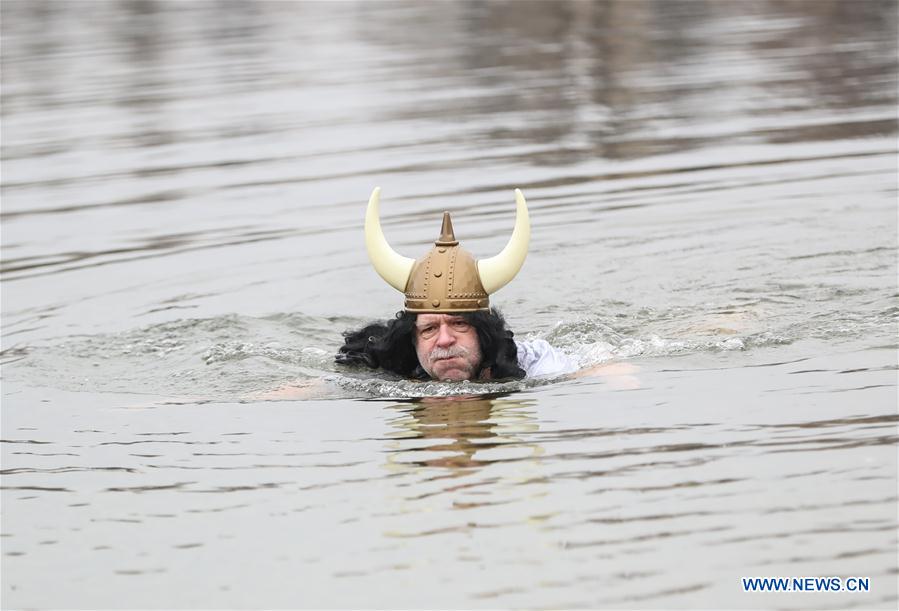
xmin=2 ymin=1 xmax=897 ymax=608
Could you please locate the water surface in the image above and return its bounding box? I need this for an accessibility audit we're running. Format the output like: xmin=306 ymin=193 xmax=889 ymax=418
xmin=2 ymin=1 xmax=897 ymax=608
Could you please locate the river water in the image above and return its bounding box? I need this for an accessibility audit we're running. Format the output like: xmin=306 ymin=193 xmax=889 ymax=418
xmin=2 ymin=1 xmax=897 ymax=609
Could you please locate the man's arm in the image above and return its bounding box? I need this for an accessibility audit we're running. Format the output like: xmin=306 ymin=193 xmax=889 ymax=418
xmin=570 ymin=362 xmax=641 ymax=390
xmin=517 ymin=339 xmax=641 ymax=389
xmin=254 ymin=379 xmax=329 ymax=401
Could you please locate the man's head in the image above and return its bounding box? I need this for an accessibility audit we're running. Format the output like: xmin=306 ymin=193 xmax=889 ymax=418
xmin=413 ymin=313 xmax=483 ymax=381
xmin=345 ymin=187 xmax=530 ymax=381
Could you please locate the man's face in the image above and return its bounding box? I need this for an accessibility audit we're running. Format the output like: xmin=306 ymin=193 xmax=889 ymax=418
xmin=414 ymin=313 xmax=483 ymax=381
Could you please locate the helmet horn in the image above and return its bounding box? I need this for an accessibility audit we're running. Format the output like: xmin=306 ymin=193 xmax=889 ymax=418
xmin=476 ymin=189 xmax=530 ymax=294
xmin=364 ymin=187 xmax=415 ymax=292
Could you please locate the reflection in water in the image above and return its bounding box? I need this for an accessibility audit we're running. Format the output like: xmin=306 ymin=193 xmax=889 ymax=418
xmin=363 ymin=0 xmax=897 ymax=160
xmin=384 ymin=395 xmax=540 ymax=470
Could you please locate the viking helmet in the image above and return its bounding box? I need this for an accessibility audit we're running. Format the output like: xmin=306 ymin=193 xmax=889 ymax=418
xmin=364 ymin=187 xmax=530 ymax=313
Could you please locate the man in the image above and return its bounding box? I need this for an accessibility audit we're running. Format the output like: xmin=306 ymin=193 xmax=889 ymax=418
xmin=336 ymin=188 xmax=578 ymax=381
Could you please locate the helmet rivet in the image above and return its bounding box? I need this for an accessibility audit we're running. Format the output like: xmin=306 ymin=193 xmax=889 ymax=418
xmin=432 ymin=300 xmax=440 ymax=307
xmin=434 ymin=271 xmax=442 ymax=277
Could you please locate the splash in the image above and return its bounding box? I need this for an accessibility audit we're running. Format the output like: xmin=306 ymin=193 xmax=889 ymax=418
xmin=6 ymin=298 xmax=895 ymax=401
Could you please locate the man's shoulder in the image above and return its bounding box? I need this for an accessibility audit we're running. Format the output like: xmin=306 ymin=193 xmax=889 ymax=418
xmin=514 ymin=338 xmax=554 ymax=357
xmin=514 ymin=339 xmax=578 ymax=378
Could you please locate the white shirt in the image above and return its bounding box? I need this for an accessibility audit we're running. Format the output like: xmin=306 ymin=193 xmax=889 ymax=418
xmin=515 ymin=339 xmax=579 ymax=378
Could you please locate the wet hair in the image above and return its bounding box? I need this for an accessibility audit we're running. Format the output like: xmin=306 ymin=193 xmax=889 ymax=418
xmin=335 ymin=309 xmax=525 ymax=381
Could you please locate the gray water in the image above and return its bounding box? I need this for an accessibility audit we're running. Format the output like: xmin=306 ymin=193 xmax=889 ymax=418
xmin=2 ymin=1 xmax=897 ymax=609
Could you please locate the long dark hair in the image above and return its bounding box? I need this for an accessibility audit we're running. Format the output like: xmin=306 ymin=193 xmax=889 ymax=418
xmin=335 ymin=309 xmax=525 ymax=381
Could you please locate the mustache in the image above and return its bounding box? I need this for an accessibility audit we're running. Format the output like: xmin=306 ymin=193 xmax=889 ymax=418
xmin=428 ymin=346 xmax=470 ymax=361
